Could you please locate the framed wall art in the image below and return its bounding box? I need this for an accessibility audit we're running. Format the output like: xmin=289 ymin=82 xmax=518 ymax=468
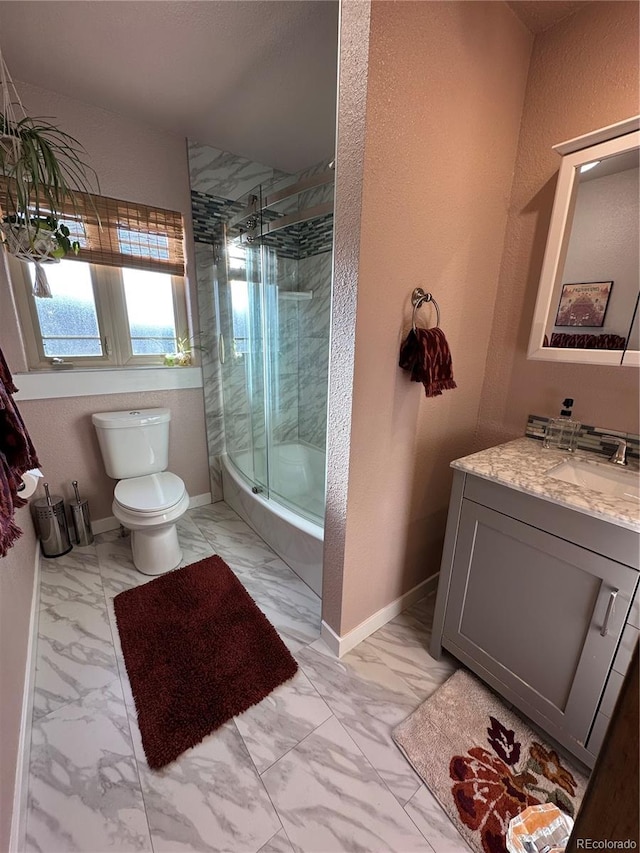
xmin=554 ymin=281 xmax=613 ymax=328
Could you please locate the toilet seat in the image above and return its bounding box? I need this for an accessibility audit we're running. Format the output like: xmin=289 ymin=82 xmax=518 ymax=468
xmin=114 ymin=472 xmax=186 ymax=514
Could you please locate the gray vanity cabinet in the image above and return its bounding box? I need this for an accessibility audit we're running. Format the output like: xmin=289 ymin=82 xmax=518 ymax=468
xmin=431 ymin=470 xmax=640 ymax=769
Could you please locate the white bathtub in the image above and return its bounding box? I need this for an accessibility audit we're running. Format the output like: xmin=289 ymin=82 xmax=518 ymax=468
xmin=220 ymin=445 xmax=324 ymax=596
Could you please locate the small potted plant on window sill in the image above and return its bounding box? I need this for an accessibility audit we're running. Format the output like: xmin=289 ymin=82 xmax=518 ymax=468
xmin=163 ymin=333 xmax=206 ymax=367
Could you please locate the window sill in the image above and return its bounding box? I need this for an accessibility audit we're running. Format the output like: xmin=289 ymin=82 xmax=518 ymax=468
xmin=12 ymin=366 xmax=203 ymax=401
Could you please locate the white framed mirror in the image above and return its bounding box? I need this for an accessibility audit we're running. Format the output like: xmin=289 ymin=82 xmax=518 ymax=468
xmin=528 ymin=116 xmax=639 ymax=367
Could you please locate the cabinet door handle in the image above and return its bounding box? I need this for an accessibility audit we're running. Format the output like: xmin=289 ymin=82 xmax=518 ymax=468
xmin=218 ymin=333 xmax=225 ymax=364
xmin=601 ymin=589 xmax=618 ymax=637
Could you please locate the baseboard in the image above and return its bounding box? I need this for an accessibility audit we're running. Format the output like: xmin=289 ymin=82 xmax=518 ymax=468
xmin=92 ymin=492 xmax=212 ymax=534
xmin=320 ymin=573 xmax=439 ymax=658
xmin=188 ymin=492 xmax=212 ymax=510
xmin=92 ymin=515 xmax=121 ymax=534
xmin=9 ymin=542 xmax=41 ymax=853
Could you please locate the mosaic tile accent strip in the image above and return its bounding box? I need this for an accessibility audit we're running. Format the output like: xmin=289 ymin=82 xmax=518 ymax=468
xmin=526 ymin=415 xmax=639 ymax=461
xmin=192 ymin=196 xmax=333 ymax=260
xmin=191 ymin=190 xmax=244 ymax=245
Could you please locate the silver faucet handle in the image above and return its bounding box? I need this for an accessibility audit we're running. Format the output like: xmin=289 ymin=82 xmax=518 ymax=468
xmin=602 ymin=435 xmax=628 ymax=465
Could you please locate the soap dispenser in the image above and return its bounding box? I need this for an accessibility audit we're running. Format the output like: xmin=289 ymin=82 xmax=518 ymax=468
xmin=543 ymin=398 xmax=581 ymax=451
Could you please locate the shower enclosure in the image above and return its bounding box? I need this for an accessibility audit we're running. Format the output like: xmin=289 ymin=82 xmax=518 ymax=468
xmin=219 ymin=167 xmax=333 ymax=518
xmin=218 ymin=170 xmax=333 ymax=525
xmin=194 ymin=160 xmax=334 ymax=594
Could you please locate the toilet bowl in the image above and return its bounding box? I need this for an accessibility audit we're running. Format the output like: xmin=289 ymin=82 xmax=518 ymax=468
xmin=92 ymin=408 xmax=190 ymax=576
xmin=112 ymin=472 xmax=190 ymax=575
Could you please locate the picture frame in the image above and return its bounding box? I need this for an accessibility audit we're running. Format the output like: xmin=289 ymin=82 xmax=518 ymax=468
xmin=554 ymin=281 xmax=613 ymax=328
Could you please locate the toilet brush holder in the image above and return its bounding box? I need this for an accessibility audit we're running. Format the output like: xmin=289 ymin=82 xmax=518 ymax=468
xmin=32 ymin=484 xmax=72 ymax=558
xmin=69 ymin=480 xmax=94 ymax=546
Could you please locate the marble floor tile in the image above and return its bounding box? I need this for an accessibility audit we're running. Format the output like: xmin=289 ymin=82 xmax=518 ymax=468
xmin=125 ymin=709 xmax=282 ymax=853
xmin=96 ymin=535 xmax=149 ymax=597
xmin=189 ymin=505 xmax=279 ymax=569
xmin=237 ymin=559 xmax=321 ymax=653
xmin=94 ymin=528 xmax=125 ymax=544
xmin=235 ymin=668 xmax=332 ymax=773
xmin=176 ymin=514 xmax=216 ymax=566
xmin=26 ymin=681 xmax=151 ymax=853
xmin=362 ymin=611 xmax=457 ymax=702
xmin=258 ymin=829 xmax=295 ymax=853
xmin=404 ymin=786 xmax=469 ymax=853
xmin=33 ymin=593 xmax=120 ymax=721
xmin=296 ymin=639 xmax=424 ymax=805
xmin=403 ymin=593 xmax=437 ymax=625
xmin=261 ymin=715 xmax=434 ymax=853
xmin=39 ymin=546 xmax=102 ymax=609
xmin=26 ymin=503 xmax=467 ymax=852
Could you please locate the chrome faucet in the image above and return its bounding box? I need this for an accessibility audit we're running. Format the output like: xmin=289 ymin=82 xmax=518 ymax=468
xmin=602 ymin=436 xmax=628 ymax=466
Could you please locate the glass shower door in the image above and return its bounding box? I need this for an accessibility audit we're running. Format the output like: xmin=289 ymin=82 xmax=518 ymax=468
xmin=261 ymin=169 xmax=334 ymax=523
xmin=218 ymin=188 xmax=269 ymax=494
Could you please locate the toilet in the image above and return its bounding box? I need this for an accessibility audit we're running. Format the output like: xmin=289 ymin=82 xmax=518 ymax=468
xmin=92 ymin=408 xmax=190 ymax=575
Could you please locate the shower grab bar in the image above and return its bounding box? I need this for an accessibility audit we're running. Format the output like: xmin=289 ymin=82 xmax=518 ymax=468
xmin=262 ymin=169 xmax=334 ymax=210
xmin=411 ymin=287 xmax=441 ymax=331
xmin=262 ymin=201 xmax=333 ymax=236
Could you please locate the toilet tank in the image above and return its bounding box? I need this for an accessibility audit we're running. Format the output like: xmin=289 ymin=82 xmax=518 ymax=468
xmin=92 ymin=408 xmax=171 ymax=479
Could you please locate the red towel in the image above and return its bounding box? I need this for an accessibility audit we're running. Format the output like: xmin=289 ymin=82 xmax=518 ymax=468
xmin=0 ymin=348 xmax=40 ymax=556
xmin=399 ymin=327 xmax=457 ymax=397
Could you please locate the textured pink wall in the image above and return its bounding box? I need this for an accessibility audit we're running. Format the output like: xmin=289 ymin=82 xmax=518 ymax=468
xmin=0 ymin=509 xmax=37 ymax=852
xmin=476 ymin=1 xmax=640 ymax=449
xmin=19 ymin=389 xmax=210 ymax=520
xmin=328 ymin=1 xmax=532 ymax=634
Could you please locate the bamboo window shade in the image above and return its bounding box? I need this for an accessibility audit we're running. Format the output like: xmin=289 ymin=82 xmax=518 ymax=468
xmin=0 ymin=177 xmax=185 ymax=275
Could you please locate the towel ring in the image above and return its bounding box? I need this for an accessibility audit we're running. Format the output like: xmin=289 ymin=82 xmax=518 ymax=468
xmin=411 ymin=287 xmax=441 ymax=332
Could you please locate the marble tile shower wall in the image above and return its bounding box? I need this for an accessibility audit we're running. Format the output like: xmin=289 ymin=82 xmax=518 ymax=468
xmin=194 ymin=243 xmax=225 ymax=500
xmin=189 ymin=140 xmax=287 ymax=201
xmin=298 ymin=251 xmax=332 ymax=448
xmin=271 ymin=254 xmax=301 ymax=446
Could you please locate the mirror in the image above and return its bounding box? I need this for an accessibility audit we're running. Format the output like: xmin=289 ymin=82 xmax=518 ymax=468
xmin=528 ymin=116 xmax=640 ymax=366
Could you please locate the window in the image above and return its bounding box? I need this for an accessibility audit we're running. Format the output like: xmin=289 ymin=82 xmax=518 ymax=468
xmin=14 ymin=258 xmax=187 ymax=368
xmin=9 ymin=191 xmax=189 ymax=370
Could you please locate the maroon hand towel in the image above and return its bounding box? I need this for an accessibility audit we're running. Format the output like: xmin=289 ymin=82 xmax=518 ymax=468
xmin=0 ymin=349 xmax=40 ymax=556
xmin=399 ymin=327 xmax=457 ymax=397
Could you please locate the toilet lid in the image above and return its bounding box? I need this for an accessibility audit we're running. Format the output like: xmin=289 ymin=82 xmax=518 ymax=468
xmin=114 ymin=472 xmax=186 ymax=514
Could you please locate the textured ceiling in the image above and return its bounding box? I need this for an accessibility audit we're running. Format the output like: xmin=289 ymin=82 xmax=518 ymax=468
xmin=0 ymin=0 xmax=339 ymax=173
xmin=506 ymin=0 xmax=589 ymax=33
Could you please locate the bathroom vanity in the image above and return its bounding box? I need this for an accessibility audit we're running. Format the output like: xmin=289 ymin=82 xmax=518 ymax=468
xmin=430 ymin=438 xmax=640 ymax=769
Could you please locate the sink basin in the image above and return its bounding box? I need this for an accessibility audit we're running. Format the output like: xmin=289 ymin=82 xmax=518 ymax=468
xmin=546 ymin=458 xmax=640 ymax=502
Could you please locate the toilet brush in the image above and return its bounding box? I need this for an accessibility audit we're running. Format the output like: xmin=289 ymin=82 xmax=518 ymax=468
xmin=69 ymin=480 xmax=94 ymax=546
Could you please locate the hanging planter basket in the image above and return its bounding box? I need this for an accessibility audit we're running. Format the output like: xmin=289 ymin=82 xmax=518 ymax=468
xmin=0 ymin=45 xmax=99 ymax=291
xmin=0 ymin=221 xmax=60 ymax=297
xmin=0 ymin=221 xmax=60 ymax=263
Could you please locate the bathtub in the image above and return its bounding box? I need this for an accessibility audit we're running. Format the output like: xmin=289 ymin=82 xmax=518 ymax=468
xmin=220 ymin=444 xmax=324 ymax=596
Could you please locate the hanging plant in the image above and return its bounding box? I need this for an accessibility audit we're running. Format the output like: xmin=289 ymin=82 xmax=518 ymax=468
xmin=0 ymin=49 xmax=99 ymax=295
xmin=1 ymin=214 xmax=80 ymax=260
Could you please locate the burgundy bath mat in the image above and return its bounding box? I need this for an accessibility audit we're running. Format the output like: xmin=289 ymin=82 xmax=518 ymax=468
xmin=114 ymin=555 xmax=298 ymax=769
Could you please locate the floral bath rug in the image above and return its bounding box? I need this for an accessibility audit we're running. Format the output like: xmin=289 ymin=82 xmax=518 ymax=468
xmin=392 ymin=669 xmax=588 ymax=853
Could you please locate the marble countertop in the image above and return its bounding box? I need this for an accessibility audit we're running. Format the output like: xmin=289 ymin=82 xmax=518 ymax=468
xmin=451 ymin=437 xmax=640 ymax=532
